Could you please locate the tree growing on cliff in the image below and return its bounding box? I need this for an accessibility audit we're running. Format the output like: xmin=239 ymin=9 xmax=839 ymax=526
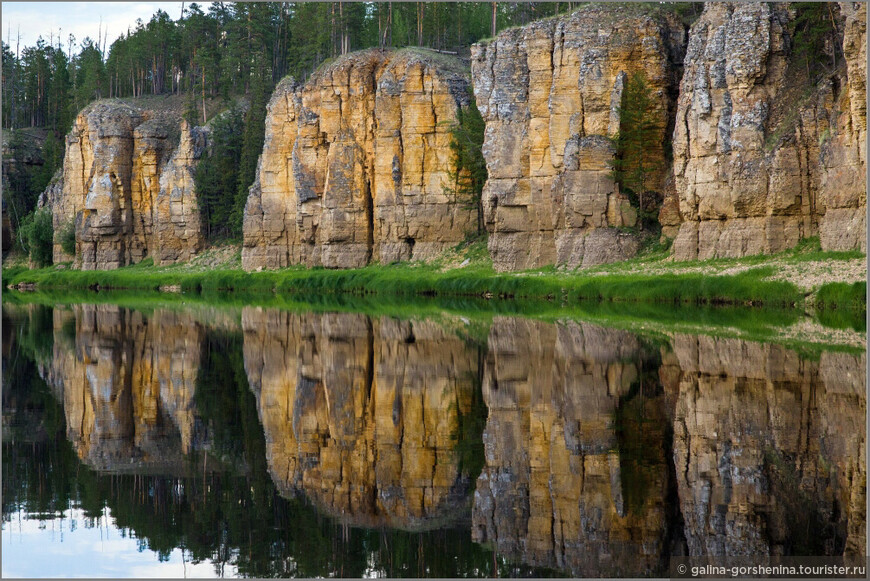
xmin=448 ymin=92 xmax=488 ymax=236
xmin=610 ymin=71 xmax=661 ymax=226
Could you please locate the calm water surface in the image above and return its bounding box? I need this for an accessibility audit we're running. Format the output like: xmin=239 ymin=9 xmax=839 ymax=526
xmin=2 ymin=301 xmax=865 ymax=577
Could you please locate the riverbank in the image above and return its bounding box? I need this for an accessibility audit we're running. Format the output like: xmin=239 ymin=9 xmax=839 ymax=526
xmin=3 ymin=238 xmax=866 ymax=313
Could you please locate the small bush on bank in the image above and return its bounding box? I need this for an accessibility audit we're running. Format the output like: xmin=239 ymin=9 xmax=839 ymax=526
xmin=18 ymin=208 xmax=54 ymax=267
xmin=59 ymin=219 xmax=76 ymax=256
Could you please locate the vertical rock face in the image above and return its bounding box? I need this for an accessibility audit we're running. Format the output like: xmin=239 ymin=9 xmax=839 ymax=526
xmin=242 ymin=49 xmax=474 ymax=271
xmin=671 ymin=335 xmax=866 ymax=557
xmin=156 ymin=123 xmax=208 ymax=264
xmin=472 ymin=318 xmax=675 ymax=577
xmin=471 ymin=5 xmax=686 ymax=271
xmin=672 ymin=2 xmax=867 ymax=260
xmin=819 ymin=2 xmax=866 ymax=251
xmin=242 ymin=308 xmax=480 ymax=529
xmin=49 ymin=102 xmax=206 ymax=269
xmin=38 ymin=305 xmax=209 ymax=471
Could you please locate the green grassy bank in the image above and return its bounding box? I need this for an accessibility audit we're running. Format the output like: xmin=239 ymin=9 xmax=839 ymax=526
xmin=5 ymin=260 xmax=810 ymax=306
xmin=4 ymin=237 xmax=865 ymax=313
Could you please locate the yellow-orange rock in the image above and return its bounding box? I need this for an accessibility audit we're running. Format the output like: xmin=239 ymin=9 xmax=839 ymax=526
xmin=818 ymin=3 xmax=866 ymax=251
xmin=470 ymin=5 xmax=686 ymax=271
xmin=242 ymin=49 xmax=475 ymax=270
xmin=48 ymin=101 xmax=206 ymax=269
xmin=672 ymin=2 xmax=867 ymax=260
xmin=472 ymin=318 xmax=674 ymax=576
xmin=671 ymin=334 xmax=866 ymax=557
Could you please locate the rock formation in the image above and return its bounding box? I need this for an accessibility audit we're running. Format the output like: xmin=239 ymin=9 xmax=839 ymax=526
xmin=818 ymin=2 xmax=866 ymax=251
xmin=242 ymin=308 xmax=480 ymax=529
xmin=470 ymin=5 xmax=686 ymax=271
xmin=242 ymin=49 xmax=475 ymax=270
xmin=47 ymin=101 xmax=206 ymax=269
xmin=672 ymin=2 xmax=867 ymax=260
xmin=38 ymin=304 xmax=210 ymax=471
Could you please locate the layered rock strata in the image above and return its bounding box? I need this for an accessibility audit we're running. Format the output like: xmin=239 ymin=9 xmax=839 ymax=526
xmin=818 ymin=2 xmax=866 ymax=251
xmin=49 ymin=102 xmax=206 ymax=268
xmin=672 ymin=2 xmax=867 ymax=259
xmin=242 ymin=308 xmax=480 ymax=529
xmin=470 ymin=5 xmax=686 ymax=271
xmin=242 ymin=49 xmax=474 ymax=270
xmin=38 ymin=305 xmax=209 ymax=471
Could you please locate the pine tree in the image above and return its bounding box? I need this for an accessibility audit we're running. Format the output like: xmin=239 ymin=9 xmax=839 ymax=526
xmin=610 ymin=71 xmax=660 ymax=225
xmin=448 ymin=91 xmax=488 ymax=236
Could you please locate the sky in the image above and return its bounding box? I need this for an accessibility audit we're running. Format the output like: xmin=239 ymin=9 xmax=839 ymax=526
xmin=2 ymin=2 xmax=185 ymax=54
xmin=2 ymin=507 xmax=237 ymax=578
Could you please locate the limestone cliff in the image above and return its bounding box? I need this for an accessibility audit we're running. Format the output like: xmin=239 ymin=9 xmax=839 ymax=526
xmin=818 ymin=2 xmax=866 ymax=251
xmin=38 ymin=305 xmax=209 ymax=471
xmin=242 ymin=49 xmax=474 ymax=270
xmin=242 ymin=308 xmax=479 ymax=529
xmin=671 ymin=2 xmax=867 ymax=260
xmin=470 ymin=5 xmax=686 ymax=271
xmin=47 ymin=101 xmax=206 ymax=269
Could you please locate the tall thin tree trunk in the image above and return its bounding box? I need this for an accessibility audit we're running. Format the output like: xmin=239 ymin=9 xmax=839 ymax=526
xmin=201 ymin=68 xmax=207 ymax=125
xmin=491 ymin=2 xmax=497 ymax=37
xmin=417 ymin=2 xmax=424 ymax=46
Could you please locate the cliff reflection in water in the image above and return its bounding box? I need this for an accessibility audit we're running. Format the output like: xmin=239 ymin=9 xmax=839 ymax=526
xmin=242 ymin=307 xmax=483 ymax=530
xmin=5 ymin=302 xmax=865 ymax=577
xmin=39 ymin=305 xmax=209 ymax=472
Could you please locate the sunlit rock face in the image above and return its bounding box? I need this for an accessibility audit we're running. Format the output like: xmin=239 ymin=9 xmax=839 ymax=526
xmin=672 ymin=2 xmax=867 ymax=260
xmin=242 ymin=308 xmax=481 ymax=530
xmin=671 ymin=334 xmax=866 ymax=557
xmin=241 ymin=49 xmax=475 ymax=270
xmin=471 ymin=318 xmax=676 ymax=577
xmin=46 ymin=102 xmax=206 ymax=269
xmin=38 ymin=305 xmax=208 ymax=471
xmin=470 ymin=5 xmax=686 ymax=271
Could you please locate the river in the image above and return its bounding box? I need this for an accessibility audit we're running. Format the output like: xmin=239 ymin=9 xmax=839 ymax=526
xmin=2 ymin=297 xmax=865 ymax=577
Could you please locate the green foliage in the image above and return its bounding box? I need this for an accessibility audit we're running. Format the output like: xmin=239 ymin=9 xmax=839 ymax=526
xmin=195 ymin=107 xmax=244 ymax=241
xmin=815 ymin=281 xmax=866 ymax=332
xmin=233 ymin=77 xmax=270 ymax=236
xmin=31 ymin=131 xmax=63 ymax=195
xmin=18 ymin=208 xmax=53 ymax=267
xmin=610 ymin=71 xmax=662 ymax=228
xmin=2 ymin=130 xmax=46 ymax=239
xmin=614 ymin=352 xmax=668 ymax=516
xmin=789 ymin=2 xmax=842 ymax=80
xmin=73 ymin=39 xmax=108 ymax=111
xmin=448 ymin=90 xmax=488 ymax=235
xmin=3 ymin=1 xmax=589 ymax=135
xmin=58 ymin=218 xmax=76 ymax=256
